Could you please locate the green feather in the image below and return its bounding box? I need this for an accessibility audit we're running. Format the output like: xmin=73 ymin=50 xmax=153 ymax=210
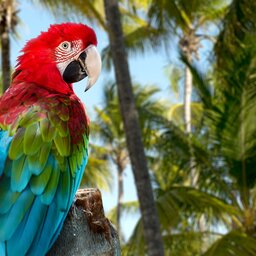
xmin=54 ymin=133 xmax=70 ymax=157
xmin=57 ymin=105 xmax=70 ymax=121
xmin=56 ymin=170 xmax=71 ymax=211
xmin=69 ymin=155 xmax=77 ymax=177
xmin=40 ymin=163 xmax=60 ymax=205
xmin=19 ymin=109 xmax=45 ymax=128
xmin=30 ymin=159 xmax=53 ymax=195
xmin=83 ymin=134 xmax=89 ymax=148
xmin=28 ymin=142 xmax=52 ymax=175
xmin=9 ymin=128 xmax=25 ymax=160
xmin=40 ymin=119 xmax=56 ymax=142
xmin=11 ymin=156 xmax=31 ymax=192
xmin=56 ymin=121 xmax=69 ymax=137
xmin=24 ymin=123 xmax=43 ymax=155
xmin=77 ymin=150 xmax=84 ymax=167
xmin=49 ymin=113 xmax=69 ymax=137
xmin=48 ymin=112 xmax=61 ymax=127
xmin=38 ymin=142 xmax=52 ymax=169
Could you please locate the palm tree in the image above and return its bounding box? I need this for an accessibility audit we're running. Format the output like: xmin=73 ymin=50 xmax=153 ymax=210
xmin=201 ymin=1 xmax=256 ymax=253
xmin=0 ymin=0 xmax=19 ymax=94
xmin=120 ymin=117 xmax=237 ymax=254
xmin=148 ymin=0 xmax=228 ymax=186
xmin=103 ymin=1 xmax=164 ymax=254
xmin=182 ymin=51 xmax=256 ymax=255
xmin=172 ymin=1 xmax=256 ymax=252
xmin=123 ymin=22 xmax=256 ymax=253
xmin=92 ymin=82 xmax=129 ymax=235
xmin=100 ymin=0 xmax=227 ymax=190
xmin=120 ymin=1 xmax=256 ymax=253
xmin=93 ymin=81 xmax=167 ymax=238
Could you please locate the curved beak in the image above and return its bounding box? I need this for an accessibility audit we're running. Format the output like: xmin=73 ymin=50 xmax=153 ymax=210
xmin=83 ymin=45 xmax=102 ymax=92
xmin=61 ymin=45 xmax=101 ymax=90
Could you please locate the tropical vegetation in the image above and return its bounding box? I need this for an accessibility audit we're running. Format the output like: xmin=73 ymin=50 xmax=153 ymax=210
xmin=1 ymin=0 xmax=256 ymax=255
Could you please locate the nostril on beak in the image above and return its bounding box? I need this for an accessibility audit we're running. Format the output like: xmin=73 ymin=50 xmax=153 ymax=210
xmin=78 ymin=58 xmax=87 ymax=73
xmin=78 ymin=51 xmax=87 ymax=73
xmin=79 ymin=51 xmax=87 ymax=62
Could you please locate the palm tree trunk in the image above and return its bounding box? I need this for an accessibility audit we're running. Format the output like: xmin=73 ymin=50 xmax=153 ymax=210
xmin=184 ymin=65 xmax=192 ymax=135
xmin=183 ymin=36 xmax=203 ymax=235
xmin=0 ymin=0 xmax=12 ymax=94
xmin=103 ymin=0 xmax=164 ymax=255
xmin=116 ymin=162 xmax=123 ymax=235
xmin=184 ymin=63 xmax=198 ymax=186
xmin=180 ymin=31 xmax=199 ymax=187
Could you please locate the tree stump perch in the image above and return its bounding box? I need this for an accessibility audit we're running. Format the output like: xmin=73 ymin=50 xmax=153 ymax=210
xmin=47 ymin=188 xmax=121 ymax=256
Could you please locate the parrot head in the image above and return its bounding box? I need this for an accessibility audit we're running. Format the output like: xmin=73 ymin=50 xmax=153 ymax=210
xmin=13 ymin=23 xmax=101 ymax=94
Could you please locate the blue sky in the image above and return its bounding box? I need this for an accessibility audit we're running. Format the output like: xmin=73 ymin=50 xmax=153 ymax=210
xmin=10 ymin=1 xmax=175 ymax=240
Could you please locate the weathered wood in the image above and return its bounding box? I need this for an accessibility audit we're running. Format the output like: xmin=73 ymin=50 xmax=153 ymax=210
xmin=47 ymin=188 xmax=121 ymax=256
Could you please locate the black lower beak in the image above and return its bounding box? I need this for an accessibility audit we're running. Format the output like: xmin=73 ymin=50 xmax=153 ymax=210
xmin=63 ymin=51 xmax=88 ymax=83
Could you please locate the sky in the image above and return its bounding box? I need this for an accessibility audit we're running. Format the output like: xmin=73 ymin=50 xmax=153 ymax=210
xmin=10 ymin=1 xmax=174 ymax=240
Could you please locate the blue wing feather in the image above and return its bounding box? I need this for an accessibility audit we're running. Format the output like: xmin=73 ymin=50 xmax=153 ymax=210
xmin=0 ymin=177 xmax=19 ymax=214
xmin=0 ymin=242 xmax=5 ymax=256
xmin=0 ymin=131 xmax=12 ymax=176
xmin=0 ymin=127 xmax=88 ymax=256
xmin=0 ymin=186 xmax=34 ymax=241
xmin=7 ymin=196 xmax=47 ymax=256
xmin=48 ymin=156 xmax=88 ymax=251
xmin=11 ymin=156 xmax=31 ymax=192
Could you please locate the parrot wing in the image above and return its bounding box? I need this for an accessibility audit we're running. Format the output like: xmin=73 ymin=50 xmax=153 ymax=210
xmin=0 ymin=93 xmax=89 ymax=256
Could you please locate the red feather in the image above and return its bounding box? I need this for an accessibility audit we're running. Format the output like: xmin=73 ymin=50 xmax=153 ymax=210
xmin=0 ymin=83 xmax=89 ymax=144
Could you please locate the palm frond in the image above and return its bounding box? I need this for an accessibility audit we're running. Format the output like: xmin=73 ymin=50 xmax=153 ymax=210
xmin=80 ymin=144 xmax=113 ymax=191
xmin=163 ymin=231 xmax=221 ymax=256
xmin=157 ymin=186 xmax=237 ymax=229
xmin=202 ymin=231 xmax=256 ymax=256
xmin=35 ymin=0 xmax=106 ymax=29
xmin=214 ymin=0 xmax=256 ymax=72
xmin=107 ymin=201 xmax=139 ymax=226
xmin=101 ymin=24 xmax=167 ymax=71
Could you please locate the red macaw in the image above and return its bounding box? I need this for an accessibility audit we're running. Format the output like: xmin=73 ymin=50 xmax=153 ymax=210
xmin=0 ymin=23 xmax=101 ymax=256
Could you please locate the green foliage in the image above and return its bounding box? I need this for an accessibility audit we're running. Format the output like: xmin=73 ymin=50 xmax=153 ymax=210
xmin=107 ymin=201 xmax=140 ymax=227
xmin=92 ymin=81 xmax=168 ymax=153
xmin=124 ymin=185 xmax=236 ymax=255
xmin=120 ymin=0 xmax=256 ymax=254
xmin=203 ymin=231 xmax=256 ymax=256
xmin=35 ymin=0 xmax=106 ymax=28
xmin=80 ymin=144 xmax=113 ymax=191
xmin=215 ymin=0 xmax=256 ymax=72
xmin=148 ymin=0 xmax=228 ymax=32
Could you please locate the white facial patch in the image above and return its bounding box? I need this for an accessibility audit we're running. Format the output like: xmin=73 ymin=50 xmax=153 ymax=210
xmin=55 ymin=39 xmax=83 ymax=76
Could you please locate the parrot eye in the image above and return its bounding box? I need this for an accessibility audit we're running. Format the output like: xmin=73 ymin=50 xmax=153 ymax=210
xmin=60 ymin=41 xmax=71 ymax=50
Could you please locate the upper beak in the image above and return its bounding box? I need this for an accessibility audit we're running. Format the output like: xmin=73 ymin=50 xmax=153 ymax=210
xmin=83 ymin=45 xmax=102 ymax=92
